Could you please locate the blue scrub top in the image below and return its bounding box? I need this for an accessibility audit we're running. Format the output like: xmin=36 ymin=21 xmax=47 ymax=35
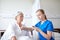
xmin=35 ymin=20 xmax=54 ymax=40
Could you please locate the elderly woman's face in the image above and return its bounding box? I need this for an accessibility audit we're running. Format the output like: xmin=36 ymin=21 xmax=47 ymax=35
xmin=36 ymin=11 xmax=44 ymax=20
xmin=17 ymin=14 xmax=24 ymax=22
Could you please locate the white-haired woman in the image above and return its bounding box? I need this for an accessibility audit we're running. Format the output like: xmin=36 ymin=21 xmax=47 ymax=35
xmin=1 ymin=11 xmax=33 ymax=40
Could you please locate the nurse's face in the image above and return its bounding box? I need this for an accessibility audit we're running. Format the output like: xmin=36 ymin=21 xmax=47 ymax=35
xmin=16 ymin=14 xmax=24 ymax=22
xmin=36 ymin=11 xmax=44 ymax=20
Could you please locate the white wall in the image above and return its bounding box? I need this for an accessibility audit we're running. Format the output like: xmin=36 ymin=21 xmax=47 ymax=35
xmin=0 ymin=0 xmax=60 ymax=30
xmin=40 ymin=0 xmax=60 ymax=28
xmin=0 ymin=0 xmax=33 ymax=30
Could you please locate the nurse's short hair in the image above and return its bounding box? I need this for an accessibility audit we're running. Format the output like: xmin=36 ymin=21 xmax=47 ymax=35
xmin=15 ymin=11 xmax=23 ymax=20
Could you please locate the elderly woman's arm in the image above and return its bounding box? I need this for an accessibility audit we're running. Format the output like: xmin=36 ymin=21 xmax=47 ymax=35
xmin=21 ymin=27 xmax=34 ymax=31
xmin=21 ymin=27 xmax=34 ymax=35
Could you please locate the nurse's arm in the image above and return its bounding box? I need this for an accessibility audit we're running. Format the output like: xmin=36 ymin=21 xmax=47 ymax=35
xmin=40 ymin=31 xmax=52 ymax=40
xmin=11 ymin=36 xmax=16 ymax=40
xmin=35 ymin=27 xmax=52 ymax=40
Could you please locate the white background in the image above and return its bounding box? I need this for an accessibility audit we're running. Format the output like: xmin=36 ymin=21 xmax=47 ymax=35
xmin=0 ymin=0 xmax=60 ymax=30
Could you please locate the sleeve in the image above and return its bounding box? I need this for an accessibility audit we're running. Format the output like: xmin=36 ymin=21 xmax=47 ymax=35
xmin=22 ymin=24 xmax=29 ymax=36
xmin=35 ymin=24 xmax=38 ymax=27
xmin=1 ymin=24 xmax=16 ymax=40
xmin=35 ymin=22 xmax=39 ymax=27
xmin=8 ymin=24 xmax=16 ymax=39
xmin=47 ymin=22 xmax=54 ymax=32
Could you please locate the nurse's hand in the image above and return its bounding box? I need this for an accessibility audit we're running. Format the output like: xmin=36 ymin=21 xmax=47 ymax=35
xmin=33 ymin=27 xmax=41 ymax=32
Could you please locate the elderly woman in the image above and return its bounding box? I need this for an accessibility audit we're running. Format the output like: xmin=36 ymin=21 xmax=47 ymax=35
xmin=1 ymin=11 xmax=33 ymax=40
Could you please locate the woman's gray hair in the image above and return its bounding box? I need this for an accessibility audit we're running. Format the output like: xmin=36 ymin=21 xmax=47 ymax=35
xmin=15 ymin=11 xmax=23 ymax=20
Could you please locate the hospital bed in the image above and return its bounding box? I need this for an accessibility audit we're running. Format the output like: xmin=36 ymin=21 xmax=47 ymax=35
xmin=0 ymin=28 xmax=60 ymax=40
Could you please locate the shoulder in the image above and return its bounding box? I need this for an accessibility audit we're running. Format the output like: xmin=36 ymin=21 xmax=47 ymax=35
xmin=8 ymin=20 xmax=17 ymax=29
xmin=46 ymin=20 xmax=53 ymax=24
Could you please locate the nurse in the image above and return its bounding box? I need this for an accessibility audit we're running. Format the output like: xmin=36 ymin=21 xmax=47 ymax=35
xmin=33 ymin=9 xmax=54 ymax=40
xmin=1 ymin=11 xmax=33 ymax=40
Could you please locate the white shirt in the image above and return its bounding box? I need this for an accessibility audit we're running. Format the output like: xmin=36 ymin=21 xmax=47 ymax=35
xmin=1 ymin=21 xmax=32 ymax=40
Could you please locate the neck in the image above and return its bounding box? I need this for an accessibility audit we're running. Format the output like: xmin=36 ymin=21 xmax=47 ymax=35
xmin=41 ymin=18 xmax=46 ymax=21
xmin=17 ymin=21 xmax=22 ymax=27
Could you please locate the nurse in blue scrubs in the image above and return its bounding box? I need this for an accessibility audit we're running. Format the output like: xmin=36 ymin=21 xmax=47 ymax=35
xmin=33 ymin=9 xmax=54 ymax=40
